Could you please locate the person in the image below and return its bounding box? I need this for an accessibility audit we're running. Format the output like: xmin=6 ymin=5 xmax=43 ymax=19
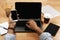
xmin=26 ymin=13 xmax=54 ymax=40
xmin=0 ymin=6 xmax=16 ymax=40
xmin=0 ymin=1 xmax=16 ymax=40
xmin=4 ymin=8 xmax=16 ymax=40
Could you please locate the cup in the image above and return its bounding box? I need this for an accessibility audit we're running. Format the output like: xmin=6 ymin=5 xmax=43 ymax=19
xmin=44 ymin=17 xmax=50 ymax=23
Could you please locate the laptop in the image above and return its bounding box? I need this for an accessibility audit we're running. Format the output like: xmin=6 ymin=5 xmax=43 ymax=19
xmin=13 ymin=2 xmax=42 ymax=32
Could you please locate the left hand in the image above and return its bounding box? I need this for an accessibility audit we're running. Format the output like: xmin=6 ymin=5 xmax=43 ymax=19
xmin=9 ymin=21 xmax=16 ymax=28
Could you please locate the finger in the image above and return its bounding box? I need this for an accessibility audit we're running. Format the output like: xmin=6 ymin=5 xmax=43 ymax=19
xmin=26 ymin=21 xmax=30 ymax=24
xmin=26 ymin=24 xmax=30 ymax=28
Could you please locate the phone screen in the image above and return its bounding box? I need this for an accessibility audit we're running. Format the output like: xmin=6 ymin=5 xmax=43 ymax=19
xmin=11 ymin=10 xmax=17 ymax=20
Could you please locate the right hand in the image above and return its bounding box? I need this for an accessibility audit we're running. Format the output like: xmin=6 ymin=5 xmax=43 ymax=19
xmin=26 ymin=20 xmax=38 ymax=30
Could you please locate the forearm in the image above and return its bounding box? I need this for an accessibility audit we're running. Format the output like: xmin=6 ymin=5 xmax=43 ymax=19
xmin=8 ymin=21 xmax=16 ymax=34
xmin=34 ymin=26 xmax=43 ymax=35
xmin=40 ymin=32 xmax=53 ymax=40
xmin=8 ymin=29 xmax=15 ymax=34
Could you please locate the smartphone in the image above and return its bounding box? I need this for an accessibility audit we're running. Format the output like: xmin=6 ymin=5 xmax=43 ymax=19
xmin=11 ymin=10 xmax=18 ymax=21
xmin=44 ymin=23 xmax=59 ymax=36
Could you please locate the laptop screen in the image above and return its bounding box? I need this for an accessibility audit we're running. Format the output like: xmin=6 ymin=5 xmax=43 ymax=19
xmin=15 ymin=2 xmax=41 ymax=19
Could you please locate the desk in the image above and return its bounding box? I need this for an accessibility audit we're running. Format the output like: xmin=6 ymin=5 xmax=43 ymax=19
xmin=0 ymin=35 xmax=4 ymax=40
xmin=16 ymin=33 xmax=39 ymax=40
xmin=0 ymin=32 xmax=39 ymax=40
xmin=0 ymin=16 xmax=60 ymax=40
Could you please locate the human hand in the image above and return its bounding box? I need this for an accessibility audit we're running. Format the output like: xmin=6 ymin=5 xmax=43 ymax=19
xmin=9 ymin=21 xmax=16 ymax=28
xmin=5 ymin=8 xmax=11 ymax=17
xmin=26 ymin=20 xmax=38 ymax=30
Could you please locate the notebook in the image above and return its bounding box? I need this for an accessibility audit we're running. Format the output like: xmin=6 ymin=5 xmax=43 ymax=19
xmin=14 ymin=2 xmax=42 ymax=32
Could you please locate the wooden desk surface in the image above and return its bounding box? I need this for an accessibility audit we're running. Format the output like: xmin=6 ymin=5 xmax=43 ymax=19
xmin=16 ymin=33 xmax=39 ymax=40
xmin=0 ymin=32 xmax=39 ymax=40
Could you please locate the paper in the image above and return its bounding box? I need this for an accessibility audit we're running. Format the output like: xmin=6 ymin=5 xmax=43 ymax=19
xmin=0 ymin=27 xmax=7 ymax=35
xmin=0 ymin=22 xmax=9 ymax=35
xmin=42 ymin=5 xmax=60 ymax=18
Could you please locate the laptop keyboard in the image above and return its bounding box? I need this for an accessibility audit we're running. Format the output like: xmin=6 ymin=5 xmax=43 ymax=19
xmin=15 ymin=19 xmax=41 ymax=32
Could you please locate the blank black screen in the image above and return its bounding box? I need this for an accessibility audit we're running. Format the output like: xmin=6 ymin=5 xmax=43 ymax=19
xmin=15 ymin=2 xmax=41 ymax=19
xmin=11 ymin=10 xmax=17 ymax=20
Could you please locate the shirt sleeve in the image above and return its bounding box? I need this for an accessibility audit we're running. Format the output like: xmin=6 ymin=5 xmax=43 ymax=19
xmin=39 ymin=32 xmax=53 ymax=40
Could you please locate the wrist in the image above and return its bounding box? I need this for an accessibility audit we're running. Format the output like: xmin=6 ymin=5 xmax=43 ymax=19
xmin=33 ymin=26 xmax=38 ymax=31
xmin=8 ymin=27 xmax=15 ymax=30
xmin=35 ymin=26 xmax=43 ymax=35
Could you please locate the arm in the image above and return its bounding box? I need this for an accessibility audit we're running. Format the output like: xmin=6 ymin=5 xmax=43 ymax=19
xmin=5 ymin=8 xmax=16 ymax=34
xmin=26 ymin=20 xmax=53 ymax=40
xmin=26 ymin=20 xmax=43 ymax=35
